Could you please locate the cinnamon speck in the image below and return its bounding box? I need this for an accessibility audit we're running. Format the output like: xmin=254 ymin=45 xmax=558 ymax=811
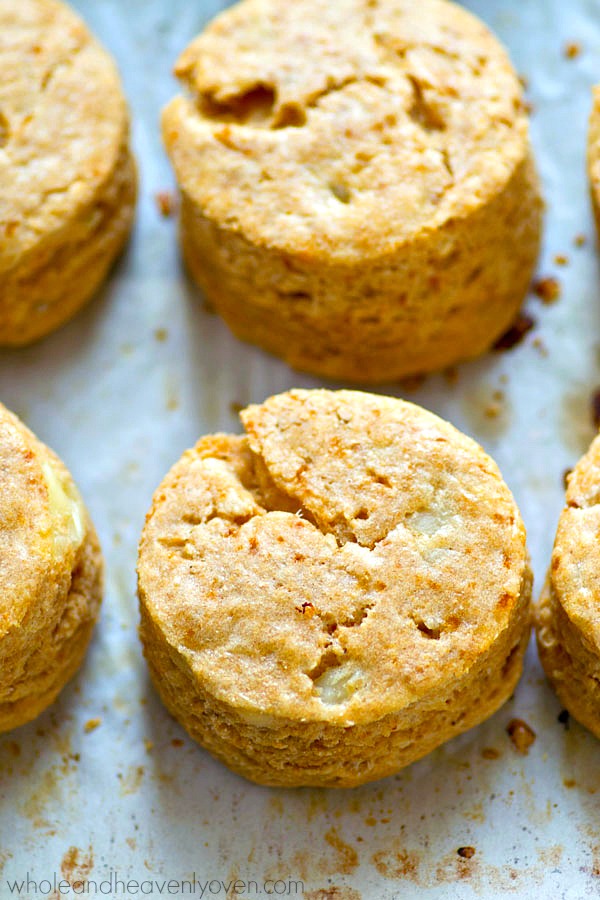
xmin=574 ymin=233 xmax=587 ymax=248
xmin=564 ymin=41 xmax=581 ymax=59
xmin=493 ymin=313 xmax=535 ymax=351
xmin=171 ymin=738 xmax=185 ymax=748
xmin=507 ymin=718 xmax=536 ymax=754
xmin=84 ymin=718 xmax=101 ymax=734
xmin=296 ymin=601 xmax=316 ymax=617
xmin=154 ymin=328 xmax=168 ymax=342
xmin=533 ymin=276 xmax=561 ymax=305
xmin=563 ymin=778 xmax=576 ymax=789
xmin=553 ymin=254 xmax=569 ymax=267
xmin=155 ymin=190 xmax=177 ymax=218
xmin=457 ymin=847 xmax=476 ymax=859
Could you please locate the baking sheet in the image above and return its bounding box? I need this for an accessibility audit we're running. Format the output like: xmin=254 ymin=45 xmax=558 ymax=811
xmin=1 ymin=0 xmax=600 ymax=897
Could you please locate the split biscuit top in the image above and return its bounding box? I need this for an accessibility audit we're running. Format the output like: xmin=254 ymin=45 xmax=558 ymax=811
xmin=0 ymin=0 xmax=129 ymax=274
xmin=0 ymin=404 xmax=87 ymax=648
xmin=551 ymin=434 xmax=600 ymax=659
xmin=139 ymin=390 xmax=528 ymax=727
xmin=163 ymin=0 xmax=529 ymax=262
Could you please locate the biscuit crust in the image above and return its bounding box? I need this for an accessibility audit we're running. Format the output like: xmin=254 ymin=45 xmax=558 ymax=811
xmin=0 ymin=0 xmax=136 ymax=345
xmin=138 ymin=389 xmax=531 ymax=787
xmin=588 ymin=86 xmax=600 ymax=241
xmin=0 ymin=404 xmax=103 ymax=732
xmin=164 ymin=0 xmax=542 ymax=381
xmin=536 ymin=434 xmax=600 ymax=739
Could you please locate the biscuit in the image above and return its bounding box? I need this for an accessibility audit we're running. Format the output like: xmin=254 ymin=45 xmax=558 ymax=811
xmin=163 ymin=0 xmax=542 ymax=383
xmin=536 ymin=434 xmax=600 ymax=738
xmin=588 ymin=86 xmax=600 ymax=239
xmin=0 ymin=0 xmax=136 ymax=346
xmin=138 ymin=389 xmax=531 ymax=787
xmin=0 ymin=403 xmax=103 ymax=731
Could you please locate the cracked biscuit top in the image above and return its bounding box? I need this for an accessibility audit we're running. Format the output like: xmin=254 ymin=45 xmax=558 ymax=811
xmin=0 ymin=403 xmax=87 ymax=641
xmin=552 ymin=434 xmax=600 ymax=656
xmin=163 ymin=0 xmax=528 ymax=261
xmin=138 ymin=390 xmax=528 ymax=726
xmin=0 ymin=0 xmax=129 ymax=271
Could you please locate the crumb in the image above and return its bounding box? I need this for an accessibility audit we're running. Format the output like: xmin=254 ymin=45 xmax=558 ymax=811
xmin=171 ymin=738 xmax=184 ymax=748
xmin=532 ymin=337 xmax=548 ymax=357
xmin=506 ymin=718 xmax=536 ymax=754
xmin=493 ymin=312 xmax=535 ymax=351
xmin=574 ymin=233 xmax=587 ymax=248
xmin=563 ymin=778 xmax=576 ymax=789
xmin=398 ymin=374 xmax=426 ymax=392
xmin=481 ymin=747 xmax=500 ymax=760
xmin=154 ymin=328 xmax=168 ymax=342
xmin=144 ymin=739 xmax=154 ymax=753
xmin=532 ymin=276 xmax=561 ymax=305
xmin=84 ymin=718 xmax=102 ymax=734
xmin=230 ymin=401 xmax=244 ymax=415
xmin=518 ymin=74 xmax=529 ymax=91
xmin=553 ymin=254 xmax=569 ymax=266
xmin=558 ymin=709 xmax=570 ymax=729
xmin=564 ymin=41 xmax=581 ymax=59
xmin=562 ymin=469 xmax=572 ymax=490
xmin=155 ymin=190 xmax=177 ymax=217
xmin=523 ymin=99 xmax=535 ymax=116
xmin=484 ymin=402 xmax=501 ymax=419
xmin=457 ymin=847 xmax=476 ymax=859
xmin=591 ymin=389 xmax=600 ymax=429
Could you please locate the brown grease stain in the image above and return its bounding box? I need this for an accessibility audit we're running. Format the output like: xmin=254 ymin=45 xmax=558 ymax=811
xmin=60 ymin=845 xmax=94 ymax=884
xmin=304 ymin=889 xmax=362 ymax=900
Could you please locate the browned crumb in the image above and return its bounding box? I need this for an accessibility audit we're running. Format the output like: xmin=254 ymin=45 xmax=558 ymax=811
xmin=444 ymin=366 xmax=459 ymax=385
xmin=493 ymin=312 xmax=535 ymax=351
xmin=574 ymin=233 xmax=587 ymax=248
xmin=398 ymin=374 xmax=426 ymax=392
xmin=564 ymin=41 xmax=581 ymax=59
xmin=171 ymin=738 xmax=185 ymax=748
xmin=506 ymin=718 xmax=536 ymax=754
xmin=532 ymin=276 xmax=561 ymax=305
xmin=481 ymin=747 xmax=500 ymax=760
xmin=154 ymin=328 xmax=168 ymax=342
xmin=553 ymin=254 xmax=569 ymax=266
xmin=563 ymin=778 xmax=576 ymax=789
xmin=155 ymin=190 xmax=177 ymax=217
xmin=84 ymin=718 xmax=102 ymax=734
xmin=558 ymin=709 xmax=570 ymax=728
xmin=484 ymin=402 xmax=501 ymax=419
xmin=591 ymin=389 xmax=600 ymax=429
xmin=457 ymin=847 xmax=476 ymax=859
xmin=532 ymin=337 xmax=548 ymax=357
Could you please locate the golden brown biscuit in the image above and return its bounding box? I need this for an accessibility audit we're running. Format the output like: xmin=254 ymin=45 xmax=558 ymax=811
xmin=536 ymin=434 xmax=600 ymax=738
xmin=0 ymin=0 xmax=136 ymax=346
xmin=0 ymin=403 xmax=103 ymax=731
xmin=588 ymin=86 xmax=600 ymax=239
xmin=163 ymin=0 xmax=542 ymax=383
xmin=138 ymin=389 xmax=531 ymax=787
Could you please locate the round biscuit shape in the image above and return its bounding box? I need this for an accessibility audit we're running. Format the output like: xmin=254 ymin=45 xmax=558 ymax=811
xmin=536 ymin=433 xmax=600 ymax=738
xmin=0 ymin=0 xmax=136 ymax=345
xmin=0 ymin=403 xmax=103 ymax=731
xmin=163 ymin=0 xmax=543 ymax=382
xmin=138 ymin=389 xmax=532 ymax=787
